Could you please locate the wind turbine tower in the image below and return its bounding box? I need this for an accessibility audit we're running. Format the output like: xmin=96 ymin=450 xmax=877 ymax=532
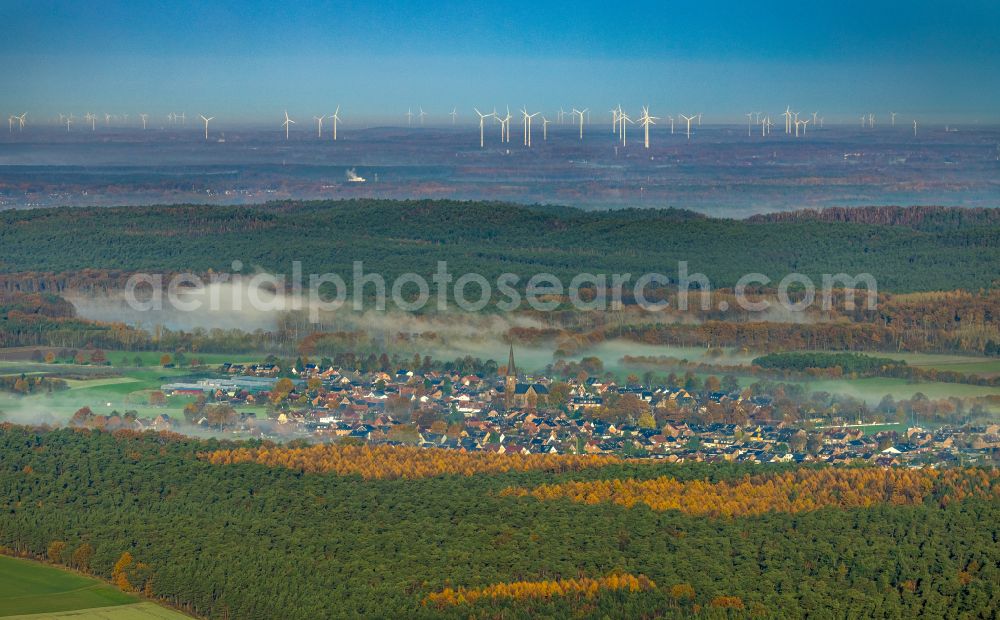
xmin=199 ymin=115 xmax=214 ymax=140
xmin=140 ymin=114 xmax=148 ymax=130
xmin=520 ymin=108 xmax=540 ymax=147
xmin=639 ymin=106 xmax=658 ymax=149
xmin=282 ymin=110 xmax=295 ymax=140
xmin=619 ymin=110 xmax=634 ymax=146
xmin=572 ymin=108 xmax=588 ymax=139
xmin=330 ymin=106 xmax=341 ymax=140
xmin=473 ymin=108 xmax=494 ymax=148
xmin=314 ymin=115 xmax=325 ymax=138
xmin=680 ymin=114 xmax=696 ymax=140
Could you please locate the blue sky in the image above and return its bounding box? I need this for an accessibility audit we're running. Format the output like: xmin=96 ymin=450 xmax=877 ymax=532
xmin=3 ymin=0 xmax=999 ymax=123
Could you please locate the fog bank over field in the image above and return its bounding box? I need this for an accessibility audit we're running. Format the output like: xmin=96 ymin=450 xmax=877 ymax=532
xmin=65 ymin=281 xmax=741 ymax=372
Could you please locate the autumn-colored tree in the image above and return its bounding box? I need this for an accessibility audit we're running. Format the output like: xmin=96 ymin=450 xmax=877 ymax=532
xmin=70 ymin=406 xmax=94 ymax=427
xmin=71 ymin=543 xmax=93 ymax=572
xmin=44 ymin=351 xmax=56 ymax=364
xmin=47 ymin=540 xmax=67 ymax=563
xmin=670 ymin=583 xmax=696 ymax=602
xmin=202 ymin=443 xmax=620 ymax=480
xmin=704 ymin=375 xmax=722 ymax=392
xmin=547 ymin=382 xmax=571 ymax=408
xmin=501 ymin=468 xmax=998 ymax=518
xmin=112 ymin=552 xmax=135 ymax=591
xmin=90 ymin=349 xmax=107 ymax=364
xmin=710 ymin=595 xmax=745 ymax=609
xmin=159 ymin=354 xmax=172 ymax=366
xmin=148 ymin=391 xmax=167 ymax=407
xmin=205 ymin=403 xmax=238 ymax=428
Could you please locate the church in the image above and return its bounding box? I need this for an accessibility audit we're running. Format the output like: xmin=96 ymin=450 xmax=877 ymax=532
xmin=502 ymin=344 xmax=549 ymax=410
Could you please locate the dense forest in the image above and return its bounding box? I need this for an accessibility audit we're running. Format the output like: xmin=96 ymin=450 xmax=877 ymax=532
xmin=746 ymin=205 xmax=1000 ymax=231
xmin=0 ymin=200 xmax=997 ymax=292
xmin=1 ymin=426 xmax=998 ymax=619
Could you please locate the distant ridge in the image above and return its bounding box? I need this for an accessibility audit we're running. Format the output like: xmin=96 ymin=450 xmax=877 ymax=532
xmin=746 ymin=206 xmax=1000 ymax=231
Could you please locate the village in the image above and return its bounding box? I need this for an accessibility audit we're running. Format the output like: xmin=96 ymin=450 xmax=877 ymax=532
xmin=61 ymin=346 xmax=985 ymax=469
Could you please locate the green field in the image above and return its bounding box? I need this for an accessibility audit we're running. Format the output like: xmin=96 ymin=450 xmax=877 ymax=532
xmin=4 ymin=602 xmax=188 ymax=619
xmin=0 ymin=556 xmax=136 ymax=617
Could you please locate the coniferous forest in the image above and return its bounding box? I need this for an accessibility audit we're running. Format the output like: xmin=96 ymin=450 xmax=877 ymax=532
xmin=1 ymin=425 xmax=998 ymax=619
xmin=1 ymin=201 xmax=997 ymax=292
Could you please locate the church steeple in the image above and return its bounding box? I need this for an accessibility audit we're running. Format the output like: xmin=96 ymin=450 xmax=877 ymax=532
xmin=504 ymin=343 xmax=517 ymax=409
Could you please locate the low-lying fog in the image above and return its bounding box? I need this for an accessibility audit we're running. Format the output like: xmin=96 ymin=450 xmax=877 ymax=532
xmin=66 ymin=281 xmax=740 ymax=371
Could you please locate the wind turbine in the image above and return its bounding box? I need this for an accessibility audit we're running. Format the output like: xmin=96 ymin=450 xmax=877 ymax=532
xmin=86 ymin=113 xmax=96 ymax=131
xmin=542 ymin=116 xmax=550 ymax=141
xmin=7 ymin=116 xmax=12 ymax=133
xmin=177 ymin=112 xmax=186 ymax=126
xmin=199 ymin=114 xmax=214 ymax=140
xmin=406 ymin=109 xmax=413 ymax=126
xmin=473 ymin=108 xmax=494 ymax=148
xmin=282 ymin=110 xmax=295 ymax=140
xmin=913 ymin=119 xmax=918 ymax=136
xmin=330 ymin=106 xmax=341 ymax=140
xmin=418 ymin=107 xmax=427 ymax=126
xmin=890 ymin=112 xmax=897 ymax=127
xmin=696 ymin=113 xmax=702 ymax=126
xmin=668 ymin=115 xmax=675 ymax=134
xmin=521 ymin=108 xmax=540 ymax=147
xmin=104 ymin=113 xmax=111 ymax=127
xmin=450 ymin=108 xmax=458 ymax=125
xmin=619 ymin=111 xmax=634 ymax=146
xmin=17 ymin=113 xmax=25 ymax=131
xmin=610 ymin=106 xmax=620 ymax=134
xmin=313 ymin=115 xmax=325 ymax=138
xmin=558 ymin=107 xmax=565 ymax=124
xmin=746 ymin=112 xmax=753 ymax=137
xmin=139 ymin=113 xmax=148 ymax=130
xmin=680 ymin=114 xmax=696 ymax=140
xmin=639 ymin=106 xmax=658 ymax=149
xmin=65 ymin=115 xmax=73 ymax=132
xmin=572 ymin=108 xmax=587 ymax=139
xmin=782 ymin=106 xmax=793 ymax=134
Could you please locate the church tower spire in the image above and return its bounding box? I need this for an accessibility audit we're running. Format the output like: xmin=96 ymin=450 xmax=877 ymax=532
xmin=504 ymin=343 xmax=517 ymax=409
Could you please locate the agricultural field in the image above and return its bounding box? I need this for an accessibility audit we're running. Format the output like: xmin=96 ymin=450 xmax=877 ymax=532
xmin=0 ymin=556 xmax=187 ymax=618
